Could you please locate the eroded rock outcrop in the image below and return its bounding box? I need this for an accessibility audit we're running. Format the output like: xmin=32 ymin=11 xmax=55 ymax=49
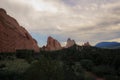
xmin=0 ymin=8 xmax=39 ymax=52
xmin=65 ymin=38 xmax=76 ymax=48
xmin=82 ymin=42 xmax=91 ymax=47
xmin=42 ymin=36 xmax=62 ymax=51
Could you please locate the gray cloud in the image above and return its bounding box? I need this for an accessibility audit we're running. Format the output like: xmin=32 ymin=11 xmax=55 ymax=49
xmin=0 ymin=0 xmax=120 ymax=46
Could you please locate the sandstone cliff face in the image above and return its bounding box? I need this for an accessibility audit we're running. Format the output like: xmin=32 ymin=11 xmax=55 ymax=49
xmin=65 ymin=38 xmax=76 ymax=48
xmin=42 ymin=36 xmax=62 ymax=51
xmin=0 ymin=8 xmax=39 ymax=52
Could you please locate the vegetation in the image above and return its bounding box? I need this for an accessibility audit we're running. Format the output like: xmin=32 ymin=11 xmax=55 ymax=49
xmin=0 ymin=46 xmax=120 ymax=80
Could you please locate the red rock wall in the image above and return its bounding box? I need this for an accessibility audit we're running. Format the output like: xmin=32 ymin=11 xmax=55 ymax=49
xmin=43 ymin=36 xmax=62 ymax=51
xmin=0 ymin=8 xmax=39 ymax=52
xmin=65 ymin=38 xmax=75 ymax=48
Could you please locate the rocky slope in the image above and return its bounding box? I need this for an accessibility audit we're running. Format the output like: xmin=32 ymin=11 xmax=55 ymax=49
xmin=42 ymin=36 xmax=62 ymax=51
xmin=0 ymin=8 xmax=39 ymax=52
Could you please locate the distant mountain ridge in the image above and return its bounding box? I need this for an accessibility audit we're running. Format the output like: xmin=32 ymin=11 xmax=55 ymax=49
xmin=95 ymin=42 xmax=120 ymax=49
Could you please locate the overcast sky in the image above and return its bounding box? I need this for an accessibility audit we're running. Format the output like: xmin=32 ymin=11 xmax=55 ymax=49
xmin=0 ymin=0 xmax=120 ymax=46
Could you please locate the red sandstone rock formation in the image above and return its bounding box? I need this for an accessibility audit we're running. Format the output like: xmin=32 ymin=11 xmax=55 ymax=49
xmin=82 ymin=42 xmax=91 ymax=46
xmin=65 ymin=38 xmax=76 ymax=48
xmin=0 ymin=8 xmax=39 ymax=52
xmin=42 ymin=36 xmax=62 ymax=51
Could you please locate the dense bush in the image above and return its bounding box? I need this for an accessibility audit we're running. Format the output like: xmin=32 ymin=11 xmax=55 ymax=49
xmin=0 ymin=52 xmax=15 ymax=60
xmin=40 ymin=46 xmax=120 ymax=80
xmin=0 ymin=45 xmax=120 ymax=80
xmin=92 ymin=65 xmax=116 ymax=77
xmin=24 ymin=56 xmax=64 ymax=80
xmin=80 ymin=59 xmax=94 ymax=71
xmin=0 ymin=59 xmax=30 ymax=80
xmin=0 ymin=69 xmax=24 ymax=80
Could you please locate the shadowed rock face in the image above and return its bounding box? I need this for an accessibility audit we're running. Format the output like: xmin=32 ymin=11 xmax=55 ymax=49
xmin=65 ymin=38 xmax=76 ymax=48
xmin=42 ymin=36 xmax=62 ymax=51
xmin=0 ymin=8 xmax=39 ymax=52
